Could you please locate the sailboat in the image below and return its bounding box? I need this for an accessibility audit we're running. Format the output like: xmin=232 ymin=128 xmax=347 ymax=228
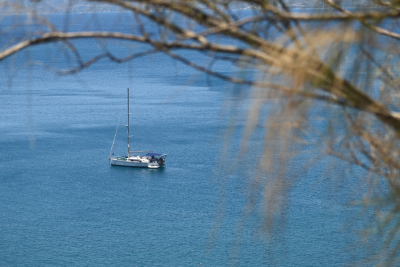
xmin=109 ymin=88 xmax=167 ymax=169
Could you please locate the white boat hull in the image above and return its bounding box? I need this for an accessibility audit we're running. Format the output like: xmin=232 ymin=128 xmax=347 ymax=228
xmin=110 ymin=158 xmax=162 ymax=168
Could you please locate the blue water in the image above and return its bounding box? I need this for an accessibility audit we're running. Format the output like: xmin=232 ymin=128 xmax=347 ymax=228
xmin=0 ymin=12 xmax=368 ymax=266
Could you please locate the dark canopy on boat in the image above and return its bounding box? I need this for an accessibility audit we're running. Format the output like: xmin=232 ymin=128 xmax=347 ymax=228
xmin=146 ymin=153 xmax=166 ymax=157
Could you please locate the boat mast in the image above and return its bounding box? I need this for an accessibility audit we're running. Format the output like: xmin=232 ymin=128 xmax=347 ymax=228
xmin=127 ymin=88 xmax=130 ymax=157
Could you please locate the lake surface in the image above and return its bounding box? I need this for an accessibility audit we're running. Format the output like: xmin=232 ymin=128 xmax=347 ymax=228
xmin=0 ymin=11 xmax=366 ymax=266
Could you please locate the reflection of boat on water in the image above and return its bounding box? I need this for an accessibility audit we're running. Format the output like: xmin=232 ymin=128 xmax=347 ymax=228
xmin=109 ymin=88 xmax=167 ymax=169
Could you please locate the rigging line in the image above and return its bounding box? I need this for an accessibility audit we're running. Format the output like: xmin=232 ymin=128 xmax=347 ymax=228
xmin=109 ymin=102 xmax=125 ymax=159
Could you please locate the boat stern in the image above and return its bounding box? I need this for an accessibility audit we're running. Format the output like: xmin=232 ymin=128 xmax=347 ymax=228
xmin=148 ymin=163 xmax=160 ymax=169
